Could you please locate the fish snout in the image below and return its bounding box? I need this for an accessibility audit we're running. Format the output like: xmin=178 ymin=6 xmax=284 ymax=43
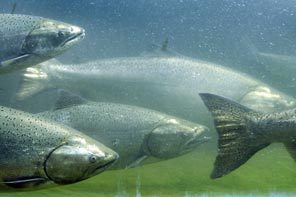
xmin=92 ymin=152 xmax=119 ymax=174
xmin=192 ymin=125 xmax=209 ymax=135
xmin=59 ymin=25 xmax=85 ymax=47
xmin=70 ymin=25 xmax=85 ymax=35
xmin=69 ymin=25 xmax=85 ymax=40
xmin=184 ymin=126 xmax=211 ymax=149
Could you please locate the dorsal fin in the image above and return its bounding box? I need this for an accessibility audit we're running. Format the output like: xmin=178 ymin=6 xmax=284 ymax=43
xmin=140 ymin=38 xmax=183 ymax=57
xmin=11 ymin=2 xmax=17 ymax=14
xmin=55 ymin=90 xmax=87 ymax=110
xmin=161 ymin=38 xmax=169 ymax=52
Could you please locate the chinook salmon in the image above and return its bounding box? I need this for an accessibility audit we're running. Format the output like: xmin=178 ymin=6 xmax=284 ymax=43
xmin=37 ymin=91 xmax=210 ymax=169
xmin=16 ymin=57 xmax=295 ymax=124
xmin=200 ymin=93 xmax=296 ymax=179
xmin=0 ymin=105 xmax=118 ymax=190
xmin=0 ymin=14 xmax=85 ymax=73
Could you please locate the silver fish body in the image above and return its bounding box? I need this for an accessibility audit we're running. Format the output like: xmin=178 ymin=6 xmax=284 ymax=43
xmin=0 ymin=105 xmax=118 ymax=190
xmin=0 ymin=14 xmax=85 ymax=73
xmin=17 ymin=57 xmax=295 ymax=123
xmin=38 ymin=99 xmax=210 ymax=169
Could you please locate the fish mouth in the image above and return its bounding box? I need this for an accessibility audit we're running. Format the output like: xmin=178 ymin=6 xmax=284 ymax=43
xmin=60 ymin=28 xmax=85 ymax=47
xmin=95 ymin=159 xmax=116 ymax=172
xmin=80 ymin=155 xmax=118 ymax=182
xmin=92 ymin=154 xmax=119 ymax=174
xmin=184 ymin=126 xmax=211 ymax=149
xmin=187 ymin=135 xmax=211 ymax=146
xmin=183 ymin=134 xmax=211 ymax=152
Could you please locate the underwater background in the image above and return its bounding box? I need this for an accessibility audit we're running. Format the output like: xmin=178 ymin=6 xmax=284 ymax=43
xmin=1 ymin=0 xmax=296 ymax=196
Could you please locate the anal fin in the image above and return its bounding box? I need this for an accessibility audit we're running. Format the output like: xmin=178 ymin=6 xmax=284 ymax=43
xmin=284 ymin=140 xmax=296 ymax=161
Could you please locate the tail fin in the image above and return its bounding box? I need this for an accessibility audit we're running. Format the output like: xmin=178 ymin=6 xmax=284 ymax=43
xmin=15 ymin=66 xmax=48 ymax=100
xmin=199 ymin=93 xmax=270 ymax=179
xmin=15 ymin=60 xmax=55 ymax=100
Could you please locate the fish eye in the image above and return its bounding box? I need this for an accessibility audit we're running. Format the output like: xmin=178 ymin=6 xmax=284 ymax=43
xmin=89 ymin=155 xmax=97 ymax=163
xmin=58 ymin=31 xmax=65 ymax=37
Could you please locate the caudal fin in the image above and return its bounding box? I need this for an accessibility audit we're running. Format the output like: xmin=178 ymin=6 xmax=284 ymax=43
xmin=15 ymin=66 xmax=49 ymax=100
xmin=15 ymin=59 xmax=59 ymax=100
xmin=199 ymin=93 xmax=270 ymax=179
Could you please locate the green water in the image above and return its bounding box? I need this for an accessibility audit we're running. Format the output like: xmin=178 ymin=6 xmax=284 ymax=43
xmin=2 ymin=143 xmax=296 ymax=197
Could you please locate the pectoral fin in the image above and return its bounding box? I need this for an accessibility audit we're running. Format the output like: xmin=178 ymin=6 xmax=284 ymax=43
xmin=1 ymin=54 xmax=31 ymax=68
xmin=284 ymin=140 xmax=296 ymax=161
xmin=3 ymin=176 xmax=47 ymax=188
xmin=126 ymin=155 xmax=148 ymax=168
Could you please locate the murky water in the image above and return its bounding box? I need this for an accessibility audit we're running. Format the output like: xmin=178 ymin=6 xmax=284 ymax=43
xmin=1 ymin=0 xmax=296 ymax=196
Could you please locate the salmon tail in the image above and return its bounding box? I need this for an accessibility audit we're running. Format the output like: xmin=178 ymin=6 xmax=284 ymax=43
xmin=15 ymin=65 xmax=49 ymax=100
xmin=199 ymin=93 xmax=270 ymax=179
xmin=15 ymin=59 xmax=61 ymax=100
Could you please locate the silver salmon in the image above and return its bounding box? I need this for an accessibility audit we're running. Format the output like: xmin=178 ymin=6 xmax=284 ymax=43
xmin=37 ymin=91 xmax=210 ymax=169
xmin=16 ymin=57 xmax=295 ymax=123
xmin=0 ymin=105 xmax=118 ymax=190
xmin=0 ymin=14 xmax=85 ymax=73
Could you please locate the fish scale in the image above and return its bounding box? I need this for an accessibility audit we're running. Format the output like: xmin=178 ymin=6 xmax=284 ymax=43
xmin=0 ymin=105 xmax=118 ymax=190
xmin=38 ymin=96 xmax=210 ymax=169
xmin=0 ymin=14 xmax=85 ymax=74
xmin=17 ymin=57 xmax=296 ymax=124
